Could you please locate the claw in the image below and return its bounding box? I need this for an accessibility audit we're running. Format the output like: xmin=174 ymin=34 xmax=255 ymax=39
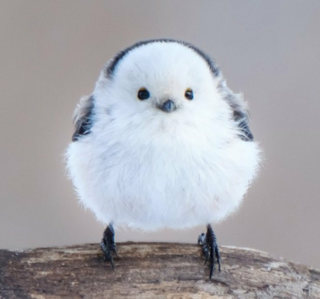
xmin=198 ymin=224 xmax=221 ymax=280
xmin=100 ymin=224 xmax=118 ymax=270
xmin=215 ymin=242 xmax=221 ymax=272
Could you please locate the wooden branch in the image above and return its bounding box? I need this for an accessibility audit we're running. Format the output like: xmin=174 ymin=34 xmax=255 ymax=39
xmin=0 ymin=243 xmax=319 ymax=298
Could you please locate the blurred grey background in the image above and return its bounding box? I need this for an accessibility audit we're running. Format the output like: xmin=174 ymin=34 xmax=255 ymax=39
xmin=1 ymin=1 xmax=319 ymax=268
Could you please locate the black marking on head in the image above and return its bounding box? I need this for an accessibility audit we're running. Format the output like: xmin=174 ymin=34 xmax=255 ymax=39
xmin=72 ymin=95 xmax=94 ymax=142
xmin=105 ymin=39 xmax=220 ymax=78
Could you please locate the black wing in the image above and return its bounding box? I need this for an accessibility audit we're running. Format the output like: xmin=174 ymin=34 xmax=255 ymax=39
xmin=233 ymin=110 xmax=254 ymax=141
xmin=72 ymin=95 xmax=94 ymax=142
xmin=222 ymin=86 xmax=254 ymax=142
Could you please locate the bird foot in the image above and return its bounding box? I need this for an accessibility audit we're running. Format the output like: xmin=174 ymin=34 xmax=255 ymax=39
xmin=198 ymin=224 xmax=221 ymax=279
xmin=100 ymin=224 xmax=119 ymax=270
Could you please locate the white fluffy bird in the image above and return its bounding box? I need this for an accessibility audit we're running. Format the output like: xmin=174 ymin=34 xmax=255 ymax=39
xmin=66 ymin=39 xmax=260 ymax=279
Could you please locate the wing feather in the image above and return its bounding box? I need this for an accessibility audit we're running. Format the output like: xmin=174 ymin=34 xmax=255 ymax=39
xmin=219 ymin=81 xmax=254 ymax=141
xmin=72 ymin=95 xmax=94 ymax=142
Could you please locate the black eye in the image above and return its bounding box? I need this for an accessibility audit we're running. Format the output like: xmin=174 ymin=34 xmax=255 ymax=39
xmin=185 ymin=88 xmax=193 ymax=100
xmin=137 ymin=88 xmax=150 ymax=100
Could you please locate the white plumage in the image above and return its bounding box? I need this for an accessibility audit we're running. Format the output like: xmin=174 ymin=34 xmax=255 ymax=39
xmin=66 ymin=40 xmax=260 ymax=232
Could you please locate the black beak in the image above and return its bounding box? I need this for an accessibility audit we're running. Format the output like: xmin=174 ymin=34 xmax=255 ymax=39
xmin=160 ymin=100 xmax=176 ymax=113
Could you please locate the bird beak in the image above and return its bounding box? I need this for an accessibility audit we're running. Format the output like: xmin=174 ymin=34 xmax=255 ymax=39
xmin=159 ymin=100 xmax=176 ymax=113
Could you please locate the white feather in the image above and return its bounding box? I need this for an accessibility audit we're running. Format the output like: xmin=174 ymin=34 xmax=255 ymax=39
xmin=66 ymin=41 xmax=261 ymax=231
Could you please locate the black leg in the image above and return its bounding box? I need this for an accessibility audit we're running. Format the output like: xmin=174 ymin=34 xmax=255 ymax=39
xmin=198 ymin=224 xmax=221 ymax=279
xmin=100 ymin=224 xmax=118 ymax=270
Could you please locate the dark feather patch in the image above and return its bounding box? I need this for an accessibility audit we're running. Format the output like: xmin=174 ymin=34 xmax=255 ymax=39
xmin=233 ymin=110 xmax=254 ymax=141
xmin=105 ymin=39 xmax=220 ymax=78
xmin=220 ymin=89 xmax=254 ymax=142
xmin=72 ymin=95 xmax=94 ymax=142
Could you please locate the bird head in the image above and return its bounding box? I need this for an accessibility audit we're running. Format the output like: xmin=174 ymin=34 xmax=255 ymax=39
xmin=93 ymin=40 xmax=233 ymax=136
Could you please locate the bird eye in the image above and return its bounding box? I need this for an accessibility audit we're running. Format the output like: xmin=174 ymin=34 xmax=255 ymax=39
xmin=137 ymin=88 xmax=150 ymax=100
xmin=185 ymin=88 xmax=193 ymax=100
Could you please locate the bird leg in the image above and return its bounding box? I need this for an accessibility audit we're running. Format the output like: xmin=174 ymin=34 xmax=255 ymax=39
xmin=100 ymin=224 xmax=118 ymax=269
xmin=198 ymin=224 xmax=221 ymax=279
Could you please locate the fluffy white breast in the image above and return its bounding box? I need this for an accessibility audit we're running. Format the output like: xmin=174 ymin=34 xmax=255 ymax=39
xmin=66 ymin=41 xmax=261 ymax=230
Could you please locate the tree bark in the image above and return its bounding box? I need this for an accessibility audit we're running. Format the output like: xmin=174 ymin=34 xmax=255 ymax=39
xmin=0 ymin=242 xmax=319 ymax=298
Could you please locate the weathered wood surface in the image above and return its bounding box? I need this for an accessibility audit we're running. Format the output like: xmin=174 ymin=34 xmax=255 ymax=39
xmin=0 ymin=243 xmax=319 ymax=299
